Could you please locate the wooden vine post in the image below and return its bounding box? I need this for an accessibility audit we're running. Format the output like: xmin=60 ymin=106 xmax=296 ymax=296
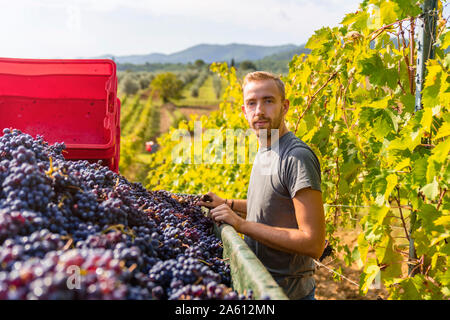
xmin=410 ymin=0 xmax=439 ymax=277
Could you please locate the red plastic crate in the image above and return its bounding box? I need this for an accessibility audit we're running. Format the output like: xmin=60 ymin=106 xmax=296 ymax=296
xmin=0 ymin=58 xmax=120 ymax=172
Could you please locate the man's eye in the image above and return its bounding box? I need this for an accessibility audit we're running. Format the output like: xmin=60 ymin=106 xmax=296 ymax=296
xmin=265 ymin=99 xmax=273 ymax=103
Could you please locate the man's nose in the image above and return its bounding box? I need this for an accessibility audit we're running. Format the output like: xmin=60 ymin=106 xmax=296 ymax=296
xmin=255 ymin=101 xmax=265 ymax=116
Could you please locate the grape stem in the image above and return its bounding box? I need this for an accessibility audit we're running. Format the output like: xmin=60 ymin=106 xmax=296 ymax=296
xmin=197 ymin=259 xmax=212 ymax=267
xmin=63 ymin=238 xmax=74 ymax=251
xmin=395 ymin=187 xmax=410 ymax=242
xmin=369 ymin=16 xmax=417 ymax=42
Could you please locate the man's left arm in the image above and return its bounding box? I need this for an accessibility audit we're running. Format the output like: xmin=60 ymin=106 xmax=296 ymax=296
xmin=209 ymin=187 xmax=326 ymax=260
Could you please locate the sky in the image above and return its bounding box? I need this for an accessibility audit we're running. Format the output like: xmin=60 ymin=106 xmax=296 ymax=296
xmin=0 ymin=0 xmax=447 ymax=59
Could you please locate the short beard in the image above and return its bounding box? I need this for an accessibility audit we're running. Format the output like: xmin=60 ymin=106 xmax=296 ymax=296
xmin=254 ymin=107 xmax=284 ymax=139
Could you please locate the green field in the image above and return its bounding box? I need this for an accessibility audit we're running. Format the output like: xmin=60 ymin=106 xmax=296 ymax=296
xmin=175 ymin=75 xmax=226 ymax=107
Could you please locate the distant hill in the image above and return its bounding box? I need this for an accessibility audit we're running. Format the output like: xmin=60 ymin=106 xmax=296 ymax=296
xmin=250 ymin=45 xmax=310 ymax=74
xmin=98 ymin=43 xmax=304 ymax=64
xmin=259 ymin=45 xmax=310 ymax=61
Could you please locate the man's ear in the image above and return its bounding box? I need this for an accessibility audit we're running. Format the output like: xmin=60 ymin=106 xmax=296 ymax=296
xmin=283 ymin=99 xmax=290 ymax=116
xmin=241 ymin=105 xmax=247 ymax=118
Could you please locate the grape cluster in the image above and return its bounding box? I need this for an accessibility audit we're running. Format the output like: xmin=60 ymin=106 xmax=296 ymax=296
xmin=0 ymin=128 xmax=256 ymax=300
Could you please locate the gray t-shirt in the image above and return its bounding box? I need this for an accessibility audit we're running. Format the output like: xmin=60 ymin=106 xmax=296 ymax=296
xmin=244 ymin=131 xmax=322 ymax=300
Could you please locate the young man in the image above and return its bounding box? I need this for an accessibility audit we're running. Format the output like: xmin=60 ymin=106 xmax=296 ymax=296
xmin=197 ymin=71 xmax=325 ymax=300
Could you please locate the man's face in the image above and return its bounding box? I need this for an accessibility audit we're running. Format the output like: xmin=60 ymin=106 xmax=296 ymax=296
xmin=241 ymin=79 xmax=288 ymax=138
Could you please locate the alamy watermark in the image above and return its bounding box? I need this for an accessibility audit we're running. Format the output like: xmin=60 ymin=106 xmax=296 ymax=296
xmin=66 ymin=265 xmax=81 ymax=290
xmin=170 ymin=121 xmax=280 ymax=175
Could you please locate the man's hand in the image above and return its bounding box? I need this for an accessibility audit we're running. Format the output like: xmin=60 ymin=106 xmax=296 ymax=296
xmin=196 ymin=191 xmax=225 ymax=209
xmin=209 ymin=204 xmax=245 ymax=231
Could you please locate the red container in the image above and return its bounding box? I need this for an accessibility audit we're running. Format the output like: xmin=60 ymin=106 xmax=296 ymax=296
xmin=0 ymin=58 xmax=120 ymax=172
xmin=145 ymin=142 xmax=152 ymax=153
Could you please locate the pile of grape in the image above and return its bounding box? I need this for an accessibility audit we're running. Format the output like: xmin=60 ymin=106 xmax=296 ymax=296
xmin=0 ymin=128 xmax=254 ymax=300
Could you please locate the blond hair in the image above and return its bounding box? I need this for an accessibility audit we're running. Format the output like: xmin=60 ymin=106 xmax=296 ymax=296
xmin=242 ymin=71 xmax=286 ymax=101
